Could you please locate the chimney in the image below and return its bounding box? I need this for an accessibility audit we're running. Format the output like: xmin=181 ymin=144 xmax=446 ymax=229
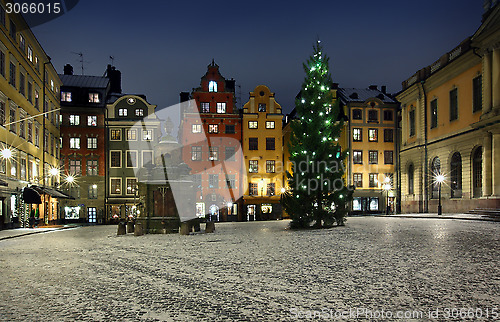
xmin=180 ymin=92 xmax=190 ymax=103
xmin=381 ymin=85 xmax=387 ymax=94
xmin=107 ymin=65 xmax=122 ymax=94
xmin=331 ymin=83 xmax=339 ymax=89
xmin=369 ymin=85 xmax=378 ymax=90
xmin=226 ymin=78 xmax=236 ymax=93
xmin=63 ymin=64 xmax=73 ymax=75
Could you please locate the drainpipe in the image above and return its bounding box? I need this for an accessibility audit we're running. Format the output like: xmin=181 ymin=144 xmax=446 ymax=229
xmin=419 ymin=80 xmax=429 ymax=213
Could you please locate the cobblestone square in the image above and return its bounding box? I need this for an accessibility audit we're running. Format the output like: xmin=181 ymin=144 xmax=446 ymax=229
xmin=0 ymin=217 xmax=499 ymax=321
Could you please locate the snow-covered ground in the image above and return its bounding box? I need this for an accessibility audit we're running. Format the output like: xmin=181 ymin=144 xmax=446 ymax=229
xmin=0 ymin=218 xmax=498 ymax=321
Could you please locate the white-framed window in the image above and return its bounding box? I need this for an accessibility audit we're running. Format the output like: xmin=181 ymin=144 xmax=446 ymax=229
xmin=89 ymin=93 xmax=100 ymax=103
xmin=110 ymin=150 xmax=121 ymax=168
xmin=209 ymin=80 xmax=217 ymax=92
xmin=126 ymin=151 xmax=138 ymax=168
xmin=135 ymin=109 xmax=143 ymax=117
xmin=192 ymin=124 xmax=202 ymax=133
xmin=87 ymin=115 xmax=97 ymax=126
xmin=142 ymin=129 xmax=153 ymax=141
xmin=216 ymin=102 xmax=226 ymax=113
xmin=265 ymin=121 xmax=275 ymax=129
xmin=126 ymin=178 xmax=138 ymax=195
xmin=61 ymin=91 xmax=72 ymax=102
xmin=87 ymin=137 xmax=97 ymax=149
xmin=110 ymin=178 xmax=122 ymax=195
xmin=126 ymin=129 xmax=137 ymax=141
xmin=208 ymin=124 xmax=218 ymax=134
xmin=248 ymin=121 xmax=258 ymax=129
xmin=110 ymin=129 xmax=121 ymax=141
xmin=69 ymin=137 xmax=80 ymax=149
xmin=118 ymin=108 xmax=127 ymax=116
xmin=69 ymin=115 xmax=80 ymax=126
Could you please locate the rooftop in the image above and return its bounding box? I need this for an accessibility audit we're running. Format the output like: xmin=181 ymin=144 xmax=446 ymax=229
xmin=59 ymin=74 xmax=110 ymax=89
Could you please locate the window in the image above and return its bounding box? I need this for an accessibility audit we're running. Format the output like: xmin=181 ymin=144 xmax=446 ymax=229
xmin=126 ymin=178 xmax=137 ymax=195
xmin=0 ymin=101 xmax=4 ymax=126
xmin=450 ymin=152 xmax=462 ymax=198
xmin=87 ymin=116 xmax=97 ymax=126
xmin=9 ymin=62 xmax=15 ymax=86
xmin=69 ymin=137 xmax=80 ymax=149
xmin=369 ymin=198 xmax=379 ymax=211
xmin=34 ymin=123 xmax=39 ymax=146
xmin=352 ymin=109 xmax=362 ymax=120
xmin=126 ymin=151 xmax=137 ymax=168
xmin=473 ymin=148 xmax=482 ymax=198
xmin=110 ymin=151 xmax=121 ymax=168
xmin=192 ymin=124 xmax=202 ymax=133
xmin=266 ymin=138 xmax=275 ymax=150
xmin=127 ymin=130 xmax=137 ymax=140
xmin=249 ymin=160 xmax=258 ymax=173
xmin=225 ymin=147 xmax=235 ymax=161
xmin=209 ymin=147 xmax=219 ymax=161
xmin=135 ymin=109 xmax=144 ymax=117
xmin=473 ymin=76 xmax=482 ymax=113
xmin=87 ymin=137 xmax=97 ymax=149
xmin=201 ymin=102 xmax=210 ymax=113
xmin=409 ymin=109 xmax=415 ymax=137
xmin=0 ymin=50 xmax=5 ymax=77
xmin=19 ymin=34 xmax=25 ymax=51
xmin=369 ymin=151 xmax=378 ymax=164
xmin=353 ymin=150 xmax=363 ymax=164
xmin=208 ymin=80 xmax=217 ymax=92
xmin=249 ymin=138 xmax=258 ymax=150
xmin=226 ymin=175 xmax=236 ymax=189
xmin=408 ymin=164 xmax=414 ymax=194
xmin=353 ymin=173 xmax=362 ymax=188
xmin=216 ymin=102 xmax=226 ymax=113
xmin=369 ymin=173 xmax=378 ymax=188
xmin=20 ymin=158 xmax=26 ymax=180
xmin=69 ymin=115 xmax=80 ymax=126
xmin=383 ymin=129 xmax=393 ymax=142
xmin=208 ymin=174 xmax=218 ymax=188
xmin=27 ymin=82 xmax=32 ymax=103
xmin=19 ymin=117 xmax=25 ymax=138
xmin=225 ymin=124 xmax=235 ymax=134
xmin=267 ymin=183 xmax=275 ymax=196
xmin=249 ymin=183 xmax=258 ymax=196
xmin=19 ymin=73 xmax=25 ymax=96
xmin=193 ymin=174 xmax=202 ymax=189
xmin=353 ymin=128 xmax=362 ymax=142
xmin=34 ymin=90 xmax=39 ymax=110
xmin=143 ymin=151 xmax=153 ymax=166
xmin=383 ymin=110 xmax=393 ymax=121
xmin=266 ymin=160 xmax=275 ymax=173
xmin=191 ymin=146 xmax=202 ymax=161
xmin=27 ymin=120 xmax=32 ymax=142
xmin=110 ymin=129 xmax=121 ymax=141
xmin=368 ymin=110 xmax=378 ymax=122
xmin=450 ymin=88 xmax=458 ymax=121
xmin=110 ymin=178 xmax=121 ymax=194
xmin=9 ymin=19 xmax=16 ymax=40
xmin=87 ymin=160 xmax=98 ymax=176
xmin=89 ymin=93 xmax=100 ymax=103
xmin=384 ymin=151 xmax=394 ymax=164
xmin=427 ymin=99 xmax=438 ymax=129
xmin=118 ymin=108 xmax=127 ymax=116
xmin=368 ymin=129 xmax=378 ymax=142
xmin=27 ymin=46 xmax=33 ymax=62
xmin=9 ymin=106 xmax=16 ymax=133
xmin=142 ymin=130 xmax=152 ymax=140
xmin=431 ymin=157 xmax=441 ymax=199
xmin=265 ymin=121 xmax=275 ymax=129
xmin=88 ymin=185 xmax=98 ymax=199
xmin=258 ymin=103 xmax=266 ymax=112
xmin=248 ymin=121 xmax=258 ymax=129
xmin=208 ymin=124 xmax=218 ymax=134
xmin=69 ymin=160 xmax=81 ymax=175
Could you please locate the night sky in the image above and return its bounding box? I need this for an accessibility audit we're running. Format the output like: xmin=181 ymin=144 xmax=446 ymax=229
xmin=32 ymin=0 xmax=483 ymax=118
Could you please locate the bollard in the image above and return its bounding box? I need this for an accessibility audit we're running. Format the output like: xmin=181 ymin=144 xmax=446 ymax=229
xmin=126 ymin=221 xmax=134 ymax=233
xmin=180 ymin=222 xmax=190 ymax=235
xmin=193 ymin=220 xmax=201 ymax=232
xmin=134 ymin=222 xmax=143 ymax=236
xmin=117 ymin=222 xmax=126 ymax=235
xmin=205 ymin=221 xmax=215 ymax=233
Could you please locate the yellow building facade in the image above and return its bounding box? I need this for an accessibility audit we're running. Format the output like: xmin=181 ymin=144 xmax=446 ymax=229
xmin=0 ymin=3 xmax=62 ymax=228
xmin=397 ymin=3 xmax=500 ymax=213
xmin=242 ymin=85 xmax=284 ymax=220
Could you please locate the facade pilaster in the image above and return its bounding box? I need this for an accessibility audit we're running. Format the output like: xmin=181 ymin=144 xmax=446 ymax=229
xmin=483 ymin=132 xmax=493 ymax=196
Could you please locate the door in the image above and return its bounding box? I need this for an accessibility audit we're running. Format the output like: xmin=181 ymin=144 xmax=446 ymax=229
xmin=88 ymin=207 xmax=96 ymax=223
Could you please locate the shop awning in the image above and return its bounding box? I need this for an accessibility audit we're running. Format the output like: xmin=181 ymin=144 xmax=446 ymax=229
xmin=22 ymin=187 xmax=42 ymax=204
xmin=32 ymin=186 xmax=75 ymax=200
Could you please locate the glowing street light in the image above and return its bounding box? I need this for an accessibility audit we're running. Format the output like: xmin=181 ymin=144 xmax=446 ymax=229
xmin=0 ymin=148 xmax=12 ymax=159
xmin=65 ymin=175 xmax=75 ymax=184
xmin=383 ymin=182 xmax=391 ymax=215
xmin=435 ymin=174 xmax=445 ymax=216
xmin=49 ymin=167 xmax=59 ymax=177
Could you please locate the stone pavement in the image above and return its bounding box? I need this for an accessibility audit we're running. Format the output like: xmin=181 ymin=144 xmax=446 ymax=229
xmin=0 ymin=217 xmax=498 ymax=321
xmin=378 ymin=213 xmax=500 ymax=222
xmin=0 ymin=224 xmax=83 ymax=241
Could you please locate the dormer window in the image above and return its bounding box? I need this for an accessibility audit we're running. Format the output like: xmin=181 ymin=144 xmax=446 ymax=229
xmin=258 ymin=103 xmax=266 ymax=112
xmin=209 ymin=80 xmax=217 ymax=92
xmin=118 ymin=108 xmax=127 ymax=117
xmin=89 ymin=93 xmax=100 ymax=103
xmin=61 ymin=92 xmax=72 ymax=102
xmin=135 ymin=109 xmax=144 ymax=117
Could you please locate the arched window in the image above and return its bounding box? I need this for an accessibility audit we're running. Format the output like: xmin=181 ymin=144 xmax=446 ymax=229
xmin=208 ymin=81 xmax=217 ymax=92
xmin=473 ymin=147 xmax=482 ymax=198
xmin=450 ymin=152 xmax=462 ymax=198
xmin=408 ymin=164 xmax=414 ymax=195
xmin=431 ymin=157 xmax=441 ymax=199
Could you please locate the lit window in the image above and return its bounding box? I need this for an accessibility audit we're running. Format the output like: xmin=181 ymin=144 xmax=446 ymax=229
xmin=69 ymin=137 xmax=80 ymax=149
xmin=118 ymin=108 xmax=127 ymax=116
xmin=266 ymin=183 xmax=275 ymax=196
xmin=369 ymin=151 xmax=378 ymax=164
xmin=258 ymin=103 xmax=266 ymax=112
xmin=126 ymin=178 xmax=137 ymax=195
xmin=70 ymin=116 xmax=81 ymax=127
xmin=87 ymin=160 xmax=98 ymax=176
xmin=369 ymin=173 xmax=378 ymax=188
xmin=191 ymin=146 xmax=202 ymax=161
xmin=61 ymin=91 xmax=72 ymax=102
xmin=249 ymin=160 xmax=258 ymax=173
xmin=143 ymin=130 xmax=153 ymax=141
xmin=265 ymin=121 xmax=275 ymax=129
xmin=88 ymin=185 xmax=98 ymax=199
xmin=266 ymin=160 xmax=275 ymax=173
xmin=353 ymin=173 xmax=362 ymax=188
xmin=87 ymin=137 xmax=97 ymax=149
xmin=368 ymin=129 xmax=378 ymax=142
xmin=208 ymin=124 xmax=218 ymax=134
xmin=248 ymin=121 xmax=258 ymax=129
xmin=249 ymin=183 xmax=258 ymax=196
xmin=19 ymin=33 xmax=25 ymax=50
xmin=192 ymin=124 xmax=202 ymax=133
xmin=201 ymin=102 xmax=210 ymax=113
xmin=27 ymin=46 xmax=33 ymax=62
xmin=209 ymin=80 xmax=217 ymax=92
xmin=126 ymin=130 xmax=137 ymax=141
xmin=135 ymin=109 xmax=144 ymax=117
xmin=87 ymin=115 xmax=97 ymax=126
xmin=353 ymin=128 xmax=362 ymax=142
xmin=110 ymin=178 xmax=121 ymax=194
xmin=216 ymin=103 xmax=226 ymax=113
xmin=209 ymin=147 xmax=219 ymax=161
xmin=89 ymin=93 xmax=100 ymax=103
xmin=69 ymin=159 xmax=81 ymax=175
xmin=353 ymin=150 xmax=363 ymax=164
xmin=110 ymin=129 xmax=121 ymax=141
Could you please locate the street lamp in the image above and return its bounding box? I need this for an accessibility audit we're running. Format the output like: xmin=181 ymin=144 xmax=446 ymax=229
xmin=436 ymin=174 xmax=445 ymax=216
xmin=383 ymin=183 xmax=391 ymax=215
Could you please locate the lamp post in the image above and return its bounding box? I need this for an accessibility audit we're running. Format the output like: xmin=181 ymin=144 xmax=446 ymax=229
xmin=436 ymin=174 xmax=445 ymax=216
xmin=383 ymin=177 xmax=391 ymax=215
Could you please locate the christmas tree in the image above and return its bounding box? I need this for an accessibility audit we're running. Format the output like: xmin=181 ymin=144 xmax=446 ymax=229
xmin=283 ymin=40 xmax=352 ymax=228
